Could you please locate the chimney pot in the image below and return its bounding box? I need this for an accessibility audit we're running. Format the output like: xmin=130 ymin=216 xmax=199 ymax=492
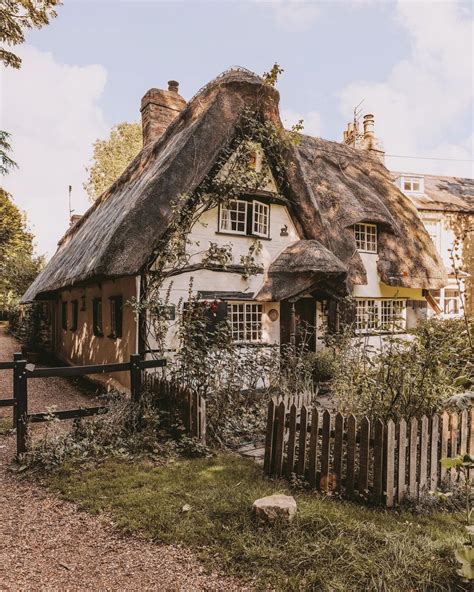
xmin=168 ymin=80 xmax=179 ymax=93
xmin=363 ymin=113 xmax=375 ymax=138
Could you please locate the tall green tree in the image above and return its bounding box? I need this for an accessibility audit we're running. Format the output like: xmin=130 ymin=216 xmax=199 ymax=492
xmin=0 ymin=0 xmax=60 ymax=69
xmin=0 ymin=188 xmax=44 ymax=309
xmin=84 ymin=122 xmax=142 ymax=201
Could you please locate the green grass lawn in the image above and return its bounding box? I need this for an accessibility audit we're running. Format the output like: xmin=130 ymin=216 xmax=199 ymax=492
xmin=49 ymin=454 xmax=465 ymax=591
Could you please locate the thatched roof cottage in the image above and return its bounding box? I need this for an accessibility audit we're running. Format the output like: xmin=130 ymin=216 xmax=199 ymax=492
xmin=22 ymin=68 xmax=447 ymax=388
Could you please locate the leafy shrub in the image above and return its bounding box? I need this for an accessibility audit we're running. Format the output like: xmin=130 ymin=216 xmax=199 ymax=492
xmin=331 ymin=317 xmax=473 ymax=422
xmin=304 ymin=349 xmax=338 ymax=384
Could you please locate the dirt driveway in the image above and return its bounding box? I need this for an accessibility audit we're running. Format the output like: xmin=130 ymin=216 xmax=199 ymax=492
xmin=0 ymin=326 xmax=249 ymax=591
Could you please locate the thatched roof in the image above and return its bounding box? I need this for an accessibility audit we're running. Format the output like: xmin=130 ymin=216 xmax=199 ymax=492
xmin=22 ymin=68 xmax=447 ymax=303
xmin=392 ymin=173 xmax=474 ymax=213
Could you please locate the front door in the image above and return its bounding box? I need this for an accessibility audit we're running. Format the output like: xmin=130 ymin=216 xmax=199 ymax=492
xmin=280 ymin=298 xmax=316 ymax=351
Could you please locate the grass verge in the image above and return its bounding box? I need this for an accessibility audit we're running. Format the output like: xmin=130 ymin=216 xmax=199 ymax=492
xmin=49 ymin=454 xmax=464 ymax=591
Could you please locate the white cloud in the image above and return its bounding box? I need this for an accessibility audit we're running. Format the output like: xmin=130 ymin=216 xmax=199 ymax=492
xmin=0 ymin=46 xmax=108 ymax=258
xmin=257 ymin=0 xmax=320 ymax=32
xmin=282 ymin=108 xmax=322 ymax=137
xmin=339 ymin=0 xmax=474 ymax=177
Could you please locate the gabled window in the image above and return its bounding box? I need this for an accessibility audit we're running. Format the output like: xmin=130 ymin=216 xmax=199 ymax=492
xmin=92 ymin=298 xmax=103 ymax=337
xmin=228 ymin=302 xmax=262 ymax=342
xmin=109 ymin=296 xmax=123 ymax=339
xmin=61 ymin=301 xmax=68 ymax=331
xmin=219 ymin=200 xmax=248 ymax=235
xmin=218 ymin=198 xmax=271 ymax=239
xmin=354 ymin=223 xmax=377 ymax=253
xmin=70 ymin=300 xmax=78 ymax=331
xmin=252 ymin=200 xmax=270 ymax=238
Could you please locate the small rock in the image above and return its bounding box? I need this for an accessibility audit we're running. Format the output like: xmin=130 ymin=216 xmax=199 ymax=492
xmin=181 ymin=504 xmax=192 ymax=513
xmin=252 ymin=494 xmax=297 ymax=524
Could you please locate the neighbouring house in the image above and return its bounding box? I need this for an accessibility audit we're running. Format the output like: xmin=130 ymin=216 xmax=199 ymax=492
xmin=342 ymin=113 xmax=473 ymax=318
xmin=21 ymin=68 xmax=448 ymax=390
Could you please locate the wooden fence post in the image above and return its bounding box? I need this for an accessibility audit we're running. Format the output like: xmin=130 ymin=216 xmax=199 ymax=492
xmin=130 ymin=353 xmax=142 ymax=403
xmin=14 ymin=359 xmax=28 ymax=455
xmin=12 ymin=352 xmax=22 ymax=425
xmin=385 ymin=419 xmax=396 ymax=508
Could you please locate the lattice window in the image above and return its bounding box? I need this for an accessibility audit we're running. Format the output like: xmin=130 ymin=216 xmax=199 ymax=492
xmin=355 ymin=299 xmax=406 ymax=333
xmin=229 ymin=303 xmax=262 ymax=342
xmin=219 ymin=199 xmax=248 ymax=235
xmin=354 ymin=223 xmax=377 ymax=253
xmin=252 ymin=200 xmax=270 ymax=238
xmin=355 ymin=299 xmax=378 ymax=331
xmin=380 ymin=300 xmax=406 ymax=331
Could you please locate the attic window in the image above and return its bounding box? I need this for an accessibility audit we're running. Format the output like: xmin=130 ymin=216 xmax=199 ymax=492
xmin=218 ymin=198 xmax=271 ymax=239
xmin=401 ymin=176 xmax=424 ymax=194
xmin=354 ymin=223 xmax=377 ymax=253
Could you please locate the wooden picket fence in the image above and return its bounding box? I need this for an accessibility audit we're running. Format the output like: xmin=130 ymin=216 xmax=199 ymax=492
xmin=142 ymin=372 xmax=206 ymax=443
xmin=264 ymin=397 xmax=474 ymax=507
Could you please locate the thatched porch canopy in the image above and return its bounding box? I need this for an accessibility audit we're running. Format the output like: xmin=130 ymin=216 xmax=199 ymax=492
xmin=22 ymin=68 xmax=447 ymax=304
xmin=256 ymin=240 xmax=348 ymax=301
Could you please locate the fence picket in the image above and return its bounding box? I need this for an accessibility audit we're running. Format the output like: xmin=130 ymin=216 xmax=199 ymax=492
xmin=385 ymin=420 xmax=395 ymax=508
xmin=359 ymin=417 xmax=370 ymax=496
xmin=346 ymin=414 xmax=357 ymax=497
xmin=460 ymin=410 xmax=468 ymax=454
xmin=263 ymin=399 xmax=276 ymax=474
xmin=419 ymin=415 xmax=429 ymax=495
xmin=273 ymin=401 xmax=286 ymax=477
xmin=373 ymin=419 xmax=384 ymax=503
xmin=308 ymin=408 xmax=319 ymax=488
xmin=297 ymin=405 xmax=308 ymax=476
xmin=409 ymin=417 xmax=418 ymax=499
xmin=334 ymin=413 xmax=344 ymax=492
xmin=440 ymin=412 xmax=449 ymax=482
xmin=398 ymin=419 xmax=407 ymax=504
xmin=430 ymin=414 xmax=439 ymax=492
xmin=450 ymin=413 xmax=459 ymax=481
xmin=286 ymin=404 xmax=298 ymax=478
xmin=320 ymin=410 xmax=331 ymax=491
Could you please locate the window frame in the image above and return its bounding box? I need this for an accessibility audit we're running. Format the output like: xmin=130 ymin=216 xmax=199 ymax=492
xmin=228 ymin=302 xmax=263 ymax=343
xmin=70 ymin=300 xmax=78 ymax=332
xmin=92 ymin=297 xmax=103 ymax=337
xmin=401 ymin=176 xmax=424 ymax=194
xmin=355 ymin=298 xmax=407 ymax=334
xmin=443 ymin=289 xmax=461 ymax=315
xmin=109 ymin=295 xmax=123 ymax=339
xmin=218 ymin=199 xmax=248 ymax=236
xmin=252 ymin=200 xmax=270 ymax=238
xmin=354 ymin=223 xmax=378 ymax=253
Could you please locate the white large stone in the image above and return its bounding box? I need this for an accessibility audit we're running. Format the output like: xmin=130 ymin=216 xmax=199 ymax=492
xmin=252 ymin=494 xmax=297 ymax=524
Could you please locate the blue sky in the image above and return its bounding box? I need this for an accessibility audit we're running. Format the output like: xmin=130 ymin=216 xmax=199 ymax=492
xmin=1 ymin=0 xmax=473 ymax=257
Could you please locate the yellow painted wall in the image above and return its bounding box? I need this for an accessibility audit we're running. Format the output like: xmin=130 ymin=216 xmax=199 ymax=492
xmin=55 ymin=276 xmax=138 ymax=390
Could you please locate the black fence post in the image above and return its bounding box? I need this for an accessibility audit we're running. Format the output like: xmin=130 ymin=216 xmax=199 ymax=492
xmin=12 ymin=352 xmax=22 ymax=425
xmin=14 ymin=359 xmax=28 ymax=456
xmin=130 ymin=353 xmax=142 ymax=403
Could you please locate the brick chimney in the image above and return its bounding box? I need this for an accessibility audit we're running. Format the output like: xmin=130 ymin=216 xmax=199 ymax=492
xmin=140 ymin=81 xmax=186 ymax=146
xmin=342 ymin=113 xmax=385 ymax=164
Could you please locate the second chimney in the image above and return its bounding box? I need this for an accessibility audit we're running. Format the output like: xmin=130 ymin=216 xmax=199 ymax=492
xmin=141 ymin=80 xmax=186 ymax=146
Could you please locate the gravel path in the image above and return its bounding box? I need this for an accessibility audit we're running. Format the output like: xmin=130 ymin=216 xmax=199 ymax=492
xmin=0 ymin=326 xmax=251 ymax=591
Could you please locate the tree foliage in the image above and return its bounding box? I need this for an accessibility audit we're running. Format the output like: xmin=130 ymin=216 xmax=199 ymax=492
xmin=0 ymin=188 xmax=43 ymax=309
xmin=0 ymin=0 xmax=60 ymax=69
xmin=0 ymin=130 xmax=17 ymax=175
xmin=84 ymin=122 xmax=142 ymax=201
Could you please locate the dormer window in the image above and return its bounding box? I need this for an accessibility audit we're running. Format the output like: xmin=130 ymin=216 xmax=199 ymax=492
xmin=218 ymin=198 xmax=270 ymax=239
xmin=397 ymin=175 xmax=424 ymax=194
xmin=354 ymin=223 xmax=377 ymax=253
